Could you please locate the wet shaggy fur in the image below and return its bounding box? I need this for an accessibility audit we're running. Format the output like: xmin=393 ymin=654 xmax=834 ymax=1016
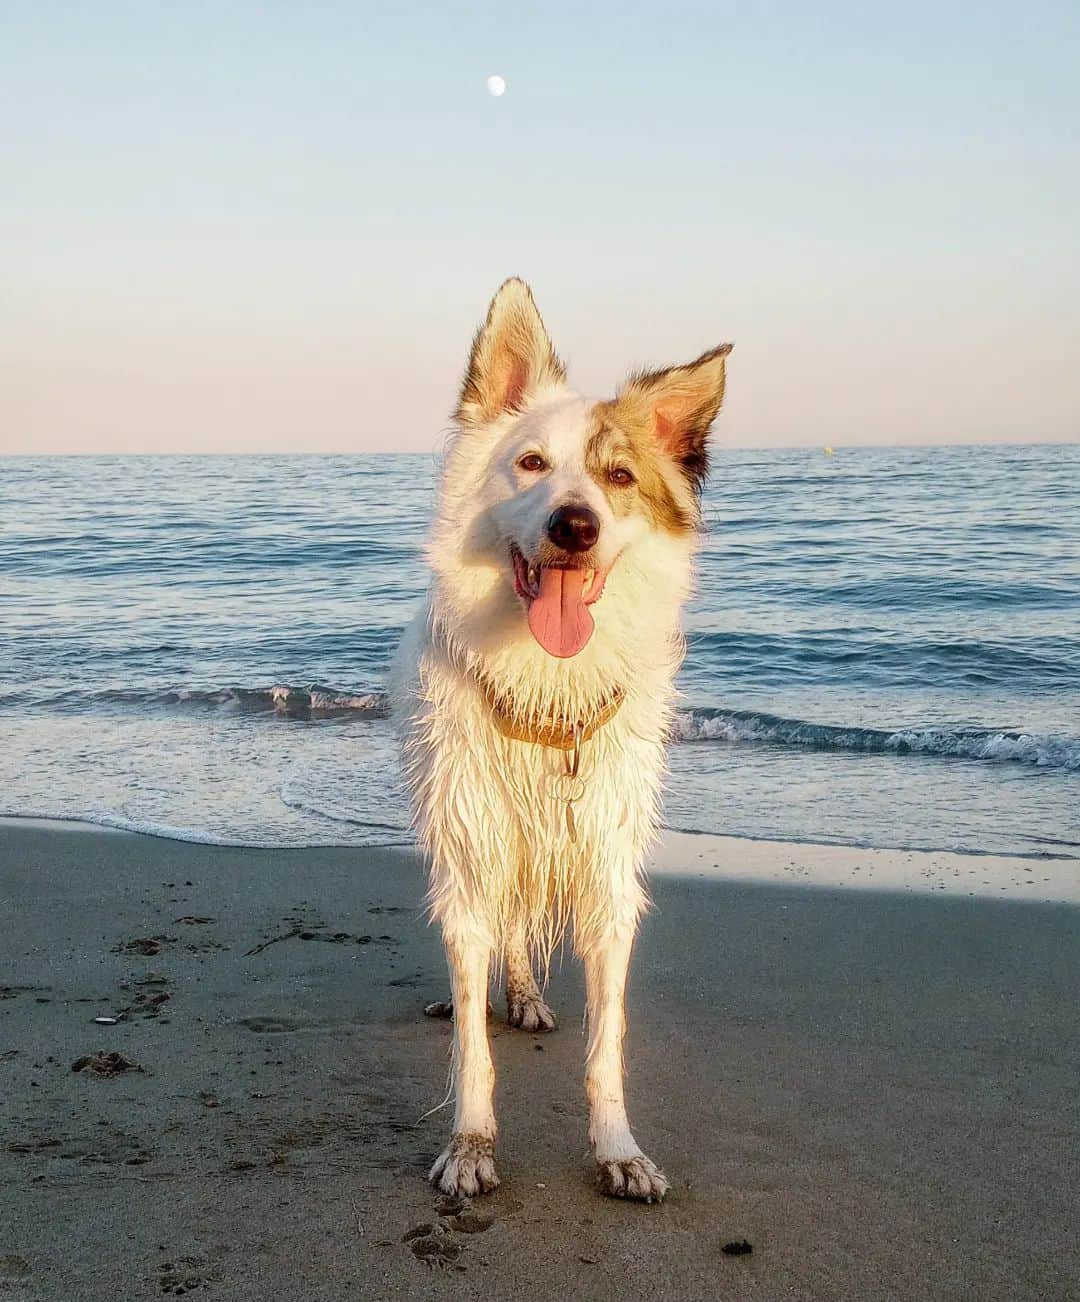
xmin=390 ymin=278 xmax=731 ymax=1202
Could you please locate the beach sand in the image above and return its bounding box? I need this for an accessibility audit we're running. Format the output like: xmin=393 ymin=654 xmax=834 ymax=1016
xmin=1 ymin=822 xmax=1078 ymax=1301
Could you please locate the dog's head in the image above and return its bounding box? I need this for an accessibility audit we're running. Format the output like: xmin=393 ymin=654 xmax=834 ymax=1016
xmin=431 ymin=279 xmax=731 ymax=663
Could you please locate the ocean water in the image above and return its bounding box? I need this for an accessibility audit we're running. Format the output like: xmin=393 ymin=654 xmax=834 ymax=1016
xmin=1 ymin=445 xmax=1077 ymax=858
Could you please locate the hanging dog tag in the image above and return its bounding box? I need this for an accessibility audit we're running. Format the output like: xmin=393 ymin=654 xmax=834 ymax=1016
xmin=565 ymin=801 xmax=577 ymax=843
xmin=563 ymin=723 xmax=582 ymax=842
xmin=548 ymin=723 xmax=584 ymax=843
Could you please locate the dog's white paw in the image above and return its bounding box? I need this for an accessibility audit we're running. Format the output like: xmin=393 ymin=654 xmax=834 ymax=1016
xmin=595 ymin=1153 xmax=669 ymax=1203
xmin=429 ymin=1133 xmax=499 ymax=1197
xmin=507 ymin=992 xmax=557 ymax=1032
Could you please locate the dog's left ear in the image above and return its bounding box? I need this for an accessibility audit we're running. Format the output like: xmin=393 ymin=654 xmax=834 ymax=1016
xmin=617 ymin=344 xmax=733 ymax=489
xmin=457 ymin=279 xmax=566 ymax=428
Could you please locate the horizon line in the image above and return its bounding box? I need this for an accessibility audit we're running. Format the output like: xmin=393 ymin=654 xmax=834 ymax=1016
xmin=3 ymin=437 xmax=1078 ymax=460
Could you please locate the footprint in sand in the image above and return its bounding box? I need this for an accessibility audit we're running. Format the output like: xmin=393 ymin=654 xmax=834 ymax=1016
xmin=157 ymin=1252 xmax=223 ymax=1295
xmin=402 ymin=1223 xmax=462 ymax=1268
xmin=112 ymin=936 xmax=175 ymax=957
xmin=7 ymin=1137 xmax=62 ymax=1155
xmin=402 ymin=1198 xmax=495 ymax=1269
xmin=235 ymin=1016 xmax=306 ymax=1034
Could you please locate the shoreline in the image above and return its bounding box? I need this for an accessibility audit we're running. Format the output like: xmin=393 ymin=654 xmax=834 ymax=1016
xmin=4 ymin=814 xmax=1077 ymax=905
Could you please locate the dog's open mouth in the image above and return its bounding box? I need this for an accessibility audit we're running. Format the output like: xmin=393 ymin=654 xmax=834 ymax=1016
xmin=511 ymin=545 xmax=608 ymax=659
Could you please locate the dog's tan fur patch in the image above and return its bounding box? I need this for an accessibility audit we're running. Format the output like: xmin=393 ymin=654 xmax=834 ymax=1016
xmin=605 ymin=344 xmax=732 ymax=496
xmin=585 ymin=410 xmax=697 ymax=535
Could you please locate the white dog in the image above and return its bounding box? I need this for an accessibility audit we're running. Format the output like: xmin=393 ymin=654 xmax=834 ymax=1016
xmin=390 ymin=279 xmax=731 ymax=1202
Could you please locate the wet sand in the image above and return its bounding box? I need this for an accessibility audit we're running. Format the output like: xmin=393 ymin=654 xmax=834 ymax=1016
xmin=1 ymin=822 xmax=1078 ymax=1300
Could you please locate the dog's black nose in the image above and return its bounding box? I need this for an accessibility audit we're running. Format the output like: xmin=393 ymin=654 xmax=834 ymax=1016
xmin=546 ymin=504 xmax=600 ymax=553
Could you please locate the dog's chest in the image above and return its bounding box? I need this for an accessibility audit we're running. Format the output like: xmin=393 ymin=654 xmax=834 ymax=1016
xmin=491 ymin=721 xmax=647 ymax=853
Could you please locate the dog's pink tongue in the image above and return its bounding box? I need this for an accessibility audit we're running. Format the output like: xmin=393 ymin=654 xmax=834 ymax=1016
xmin=527 ymin=567 xmax=594 ymax=658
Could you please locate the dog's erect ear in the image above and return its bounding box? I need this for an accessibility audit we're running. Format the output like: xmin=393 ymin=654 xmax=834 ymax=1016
xmin=615 ymin=344 xmax=733 ymax=490
xmin=457 ymin=279 xmax=566 ymax=428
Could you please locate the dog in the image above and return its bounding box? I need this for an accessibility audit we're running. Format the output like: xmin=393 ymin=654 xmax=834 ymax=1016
xmin=390 ymin=279 xmax=731 ymax=1202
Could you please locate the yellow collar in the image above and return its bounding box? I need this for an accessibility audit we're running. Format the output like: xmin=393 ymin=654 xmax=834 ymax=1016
xmin=476 ymin=676 xmax=626 ymax=750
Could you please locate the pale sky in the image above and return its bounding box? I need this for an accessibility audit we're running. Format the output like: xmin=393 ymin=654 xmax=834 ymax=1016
xmin=2 ymin=1 xmax=1078 ymax=455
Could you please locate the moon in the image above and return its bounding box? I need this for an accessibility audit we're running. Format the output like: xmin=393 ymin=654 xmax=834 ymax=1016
xmin=486 ymin=74 xmax=507 ymax=97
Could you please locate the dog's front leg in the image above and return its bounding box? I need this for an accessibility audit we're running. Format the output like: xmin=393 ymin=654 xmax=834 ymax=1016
xmin=584 ymin=919 xmax=669 ymax=1203
xmin=429 ymin=930 xmax=500 ymax=1196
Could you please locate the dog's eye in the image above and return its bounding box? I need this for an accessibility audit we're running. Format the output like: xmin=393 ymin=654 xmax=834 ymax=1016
xmin=518 ymin=453 xmax=548 ymax=473
xmin=609 ymin=466 xmax=635 ymax=487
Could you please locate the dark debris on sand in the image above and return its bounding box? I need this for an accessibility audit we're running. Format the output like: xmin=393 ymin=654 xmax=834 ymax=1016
xmin=244 ymin=923 xmax=373 ymax=957
xmin=722 ymin=1238 xmax=754 ymax=1256
xmin=71 ymin=1051 xmax=144 ymax=1077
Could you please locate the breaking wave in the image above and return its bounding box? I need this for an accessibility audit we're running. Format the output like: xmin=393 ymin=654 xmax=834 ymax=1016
xmin=4 ymin=680 xmax=1076 ymax=772
xmin=2 ymin=683 xmax=390 ymax=718
xmin=671 ymin=707 xmax=1079 ymax=771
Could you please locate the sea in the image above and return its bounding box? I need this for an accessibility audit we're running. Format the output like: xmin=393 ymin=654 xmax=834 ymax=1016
xmin=1 ymin=445 xmax=1077 ymax=859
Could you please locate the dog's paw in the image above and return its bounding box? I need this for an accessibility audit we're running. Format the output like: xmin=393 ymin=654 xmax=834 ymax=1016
xmin=507 ymin=992 xmax=557 ymax=1032
xmin=595 ymin=1154 xmax=669 ymax=1203
xmin=429 ymin=1133 xmax=499 ymax=1198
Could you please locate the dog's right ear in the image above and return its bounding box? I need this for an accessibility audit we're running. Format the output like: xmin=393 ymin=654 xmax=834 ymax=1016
xmin=456 ymin=279 xmax=566 ymax=428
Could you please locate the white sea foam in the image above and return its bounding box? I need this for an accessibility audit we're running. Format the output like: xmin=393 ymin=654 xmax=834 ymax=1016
xmin=671 ymin=708 xmax=1079 ymax=770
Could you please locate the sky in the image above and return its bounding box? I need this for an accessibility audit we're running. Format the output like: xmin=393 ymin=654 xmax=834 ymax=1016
xmin=2 ymin=0 xmax=1078 ymax=455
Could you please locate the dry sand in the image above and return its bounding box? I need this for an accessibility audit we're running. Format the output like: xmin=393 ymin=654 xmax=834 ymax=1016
xmin=1 ymin=822 xmax=1078 ymax=1301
